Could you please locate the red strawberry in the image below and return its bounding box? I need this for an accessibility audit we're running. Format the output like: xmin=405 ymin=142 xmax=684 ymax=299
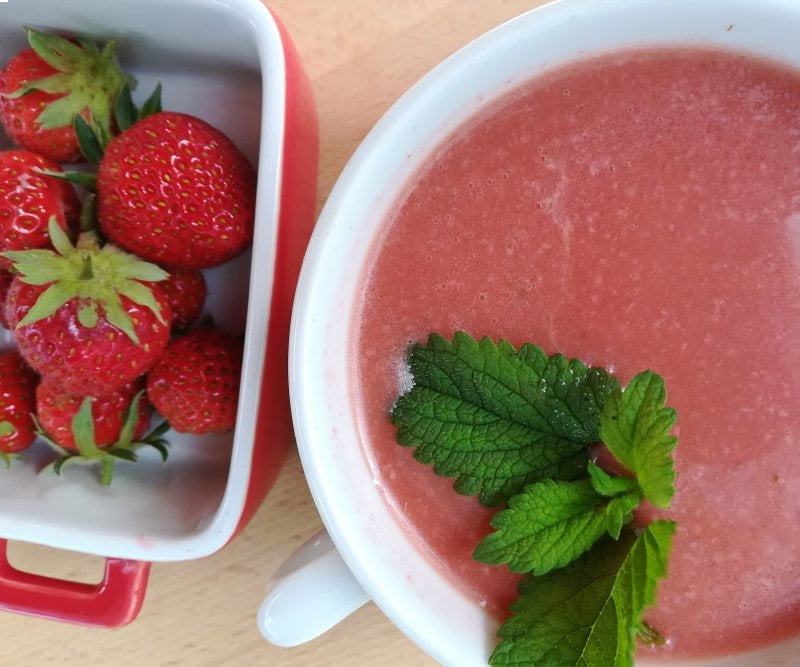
xmin=0 ymin=350 xmax=38 ymax=462
xmin=36 ymin=379 xmax=150 ymax=450
xmin=147 ymin=326 xmax=243 ymax=434
xmin=3 ymin=220 xmax=172 ymax=396
xmin=36 ymin=381 xmax=170 ymax=486
xmin=0 ymin=150 xmax=80 ymax=266
xmin=97 ymin=111 xmax=256 ymax=268
xmin=0 ymin=270 xmax=13 ymax=328
xmin=0 ymin=29 xmax=132 ymax=162
xmin=160 ymin=268 xmax=207 ymax=331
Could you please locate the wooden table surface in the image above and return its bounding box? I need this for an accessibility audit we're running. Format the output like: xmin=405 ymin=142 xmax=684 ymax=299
xmin=0 ymin=2 xmax=546 ymax=665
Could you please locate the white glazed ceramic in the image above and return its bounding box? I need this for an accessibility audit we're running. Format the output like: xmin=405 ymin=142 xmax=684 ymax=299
xmin=0 ymin=0 xmax=293 ymax=562
xmin=268 ymin=0 xmax=800 ymax=665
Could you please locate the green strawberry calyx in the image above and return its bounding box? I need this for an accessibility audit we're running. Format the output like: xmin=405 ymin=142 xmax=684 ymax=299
xmin=4 ymin=27 xmax=135 ymax=147
xmin=37 ymin=391 xmax=171 ymax=486
xmin=0 ymin=421 xmax=21 ymax=469
xmin=2 ymin=218 xmax=169 ymax=345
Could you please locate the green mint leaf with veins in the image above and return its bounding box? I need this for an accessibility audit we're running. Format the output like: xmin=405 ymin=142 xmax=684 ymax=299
xmin=474 ymin=478 xmax=642 ymax=574
xmin=604 ymin=492 xmax=642 ymax=540
xmin=587 ymin=461 xmax=639 ymax=497
xmin=599 ymin=371 xmax=678 ymax=508
xmin=490 ymin=520 xmax=676 ymax=667
xmin=391 ymin=332 xmax=620 ymax=506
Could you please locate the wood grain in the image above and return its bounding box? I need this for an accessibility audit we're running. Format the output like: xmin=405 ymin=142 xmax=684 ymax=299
xmin=0 ymin=1 xmax=546 ymax=665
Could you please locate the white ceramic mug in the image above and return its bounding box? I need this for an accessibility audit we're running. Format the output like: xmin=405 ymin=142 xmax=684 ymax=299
xmin=260 ymin=0 xmax=800 ymax=664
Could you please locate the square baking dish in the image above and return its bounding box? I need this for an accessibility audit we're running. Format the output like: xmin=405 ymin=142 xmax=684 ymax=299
xmin=0 ymin=0 xmax=317 ymax=625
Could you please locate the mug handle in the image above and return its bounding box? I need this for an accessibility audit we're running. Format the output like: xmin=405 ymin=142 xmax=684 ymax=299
xmin=0 ymin=539 xmax=150 ymax=627
xmin=258 ymin=528 xmax=370 ymax=646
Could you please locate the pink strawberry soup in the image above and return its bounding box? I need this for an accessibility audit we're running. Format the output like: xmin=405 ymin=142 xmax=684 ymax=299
xmin=353 ymin=48 xmax=800 ymax=659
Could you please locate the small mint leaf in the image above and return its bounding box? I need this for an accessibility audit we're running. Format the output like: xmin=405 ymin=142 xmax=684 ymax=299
xmin=587 ymin=461 xmax=639 ymax=497
xmin=599 ymin=371 xmax=678 ymax=508
xmin=475 ymin=478 xmax=643 ymax=574
xmin=490 ymin=521 xmax=676 ymax=667
xmin=475 ymin=479 xmax=608 ymax=575
xmin=0 ymin=421 xmax=16 ymax=438
xmin=391 ymin=332 xmax=620 ymax=506
xmin=604 ymin=492 xmax=641 ymax=540
xmin=605 ymin=500 xmax=626 ymax=540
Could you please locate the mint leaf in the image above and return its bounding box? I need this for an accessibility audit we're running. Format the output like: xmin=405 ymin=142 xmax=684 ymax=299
xmin=474 ymin=479 xmax=641 ymax=574
xmin=391 ymin=332 xmax=620 ymax=505
xmin=604 ymin=492 xmax=642 ymax=540
xmin=490 ymin=520 xmax=676 ymax=667
xmin=599 ymin=371 xmax=678 ymax=508
xmin=587 ymin=461 xmax=639 ymax=497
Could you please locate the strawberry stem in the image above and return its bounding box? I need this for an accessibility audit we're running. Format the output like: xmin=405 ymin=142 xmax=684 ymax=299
xmin=100 ymin=458 xmax=114 ymax=486
xmin=79 ymin=193 xmax=98 ymax=233
xmin=79 ymin=254 xmax=94 ymax=280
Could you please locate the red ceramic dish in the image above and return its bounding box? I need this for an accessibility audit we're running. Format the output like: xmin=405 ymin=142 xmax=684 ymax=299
xmin=0 ymin=0 xmax=318 ymax=627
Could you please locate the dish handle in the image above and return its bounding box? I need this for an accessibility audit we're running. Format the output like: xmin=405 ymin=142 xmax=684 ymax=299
xmin=257 ymin=528 xmax=370 ymax=646
xmin=0 ymin=539 xmax=150 ymax=627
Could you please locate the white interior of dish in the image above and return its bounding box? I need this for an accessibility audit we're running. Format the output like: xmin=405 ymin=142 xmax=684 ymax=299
xmin=291 ymin=0 xmax=800 ymax=664
xmin=0 ymin=0 xmax=286 ymax=561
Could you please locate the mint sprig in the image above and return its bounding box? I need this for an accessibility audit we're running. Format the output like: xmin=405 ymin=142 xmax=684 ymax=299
xmin=599 ymin=370 xmax=678 ymax=508
xmin=390 ymin=332 xmax=681 ymax=666
xmin=490 ymin=521 xmax=676 ymax=667
xmin=390 ymin=332 xmax=619 ymax=506
xmin=473 ymin=478 xmax=641 ymax=575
